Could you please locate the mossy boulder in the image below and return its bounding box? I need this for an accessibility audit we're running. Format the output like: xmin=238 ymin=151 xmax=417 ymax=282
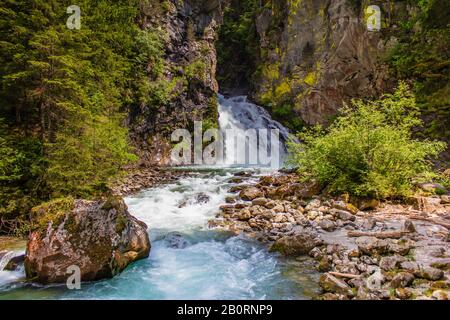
xmin=25 ymin=197 xmax=150 ymax=284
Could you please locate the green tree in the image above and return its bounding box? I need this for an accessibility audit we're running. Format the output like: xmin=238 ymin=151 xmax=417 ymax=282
xmin=0 ymin=0 xmax=164 ymax=234
xmin=288 ymin=83 xmax=446 ymax=199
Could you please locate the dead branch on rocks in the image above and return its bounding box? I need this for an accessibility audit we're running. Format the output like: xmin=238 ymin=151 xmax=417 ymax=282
xmin=347 ymin=230 xmax=410 ymax=239
xmin=408 ymin=215 xmax=450 ymax=230
xmin=328 ymin=272 xmax=361 ymax=279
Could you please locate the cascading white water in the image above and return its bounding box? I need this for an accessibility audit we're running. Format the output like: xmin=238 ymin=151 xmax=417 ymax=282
xmin=218 ymin=95 xmax=292 ymax=167
xmin=0 ymin=250 xmax=25 ymax=288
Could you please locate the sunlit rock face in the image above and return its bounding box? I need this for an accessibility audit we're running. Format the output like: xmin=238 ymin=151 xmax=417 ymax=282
xmin=25 ymin=198 xmax=150 ymax=284
xmin=251 ymin=0 xmax=410 ymax=125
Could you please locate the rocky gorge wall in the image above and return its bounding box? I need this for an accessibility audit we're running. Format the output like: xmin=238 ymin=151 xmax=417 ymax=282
xmin=128 ymin=0 xmax=222 ymax=165
xmin=129 ymin=0 xmax=445 ymax=165
xmin=250 ymin=0 xmax=411 ymax=127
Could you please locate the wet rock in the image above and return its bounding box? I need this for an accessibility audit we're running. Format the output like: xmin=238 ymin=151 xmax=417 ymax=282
xmin=309 ymin=247 xmax=323 ymax=259
xmin=388 ymin=240 xmax=414 ymax=256
xmin=225 ymin=196 xmax=236 ymax=204
xmin=432 ymin=290 xmax=449 ymax=300
xmin=360 ymin=255 xmax=377 ymax=266
xmin=361 ymin=218 xmax=377 ymax=230
xmin=418 ymin=183 xmax=446 ymax=193
xmin=441 ymin=195 xmax=450 ymax=204
xmin=366 ymin=269 xmax=385 ymax=291
xmin=239 ymin=187 xmax=264 ymax=201
xmin=319 ymin=219 xmax=336 ymax=232
xmin=400 ymin=261 xmax=420 ymax=273
xmin=229 ymin=185 xmax=247 ymax=193
xmin=320 ymin=293 xmax=348 ymax=300
xmin=390 ymin=272 xmax=415 ymax=288
xmin=258 ymin=176 xmax=275 ymax=186
xmin=356 ymin=263 xmax=368 ymax=273
xmin=395 ymin=288 xmax=413 ymax=300
xmin=348 ymin=277 xmax=366 ymax=289
xmin=319 ymin=273 xmax=353 ymax=297
xmin=347 ymin=249 xmax=360 ymax=259
xmin=326 ymin=244 xmax=341 ymax=255
xmin=234 ymin=171 xmax=252 ymax=177
xmin=414 ymin=266 xmax=444 ymax=281
xmin=252 ymin=198 xmax=268 ymax=206
xmin=194 ymin=193 xmax=211 ymax=204
xmin=178 ymin=192 xmax=211 ymax=207
xmin=237 ymin=209 xmax=252 ymax=221
xmin=402 ymin=220 xmax=417 ymax=233
xmin=335 ymin=263 xmax=359 ymax=276
xmin=318 ymin=257 xmax=332 ymax=272
xmin=305 ymin=199 xmax=321 ymax=211
xmin=25 ymin=197 xmax=150 ymax=284
xmin=356 ymin=287 xmax=380 ymax=300
xmin=431 ymin=260 xmax=450 ymax=270
xmin=356 ymin=237 xmax=389 ymax=256
xmin=273 ymin=204 xmax=285 ymax=213
xmin=294 ymin=181 xmax=322 ymax=199
xmin=164 ymin=232 xmax=190 ymax=249
xmin=235 ymin=203 xmax=249 ymax=209
xmin=357 ymin=199 xmax=380 ymax=211
xmin=4 ymin=254 xmax=25 ymax=271
xmin=332 ymin=201 xmax=358 ymax=215
xmin=330 ymin=209 xmax=355 ymax=222
xmin=220 ymin=205 xmax=235 ymax=213
xmin=379 ymin=255 xmax=406 ymax=271
xmin=269 ymin=231 xmax=323 ymax=256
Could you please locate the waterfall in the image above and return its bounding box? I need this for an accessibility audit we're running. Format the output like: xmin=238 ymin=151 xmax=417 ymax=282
xmin=218 ymin=95 xmax=292 ymax=168
xmin=0 ymin=251 xmax=15 ymax=271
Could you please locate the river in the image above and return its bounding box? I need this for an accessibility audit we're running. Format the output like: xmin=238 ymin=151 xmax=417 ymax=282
xmin=0 ymin=96 xmax=320 ymax=300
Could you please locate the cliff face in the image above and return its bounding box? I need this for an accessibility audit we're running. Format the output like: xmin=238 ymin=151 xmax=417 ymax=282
xmin=130 ymin=0 xmax=446 ymax=165
xmin=128 ymin=0 xmax=222 ymax=165
xmin=251 ymin=0 xmax=410 ymax=126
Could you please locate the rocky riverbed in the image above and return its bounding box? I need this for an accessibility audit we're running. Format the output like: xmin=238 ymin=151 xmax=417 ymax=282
xmin=209 ymin=171 xmax=450 ymax=300
xmin=111 ymin=167 xmax=192 ymax=196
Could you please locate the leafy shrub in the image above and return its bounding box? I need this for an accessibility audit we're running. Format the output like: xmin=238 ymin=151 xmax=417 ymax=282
xmin=288 ymin=83 xmax=446 ymax=199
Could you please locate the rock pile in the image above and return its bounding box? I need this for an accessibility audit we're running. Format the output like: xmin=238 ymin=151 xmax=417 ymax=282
xmin=210 ymin=171 xmax=450 ymax=300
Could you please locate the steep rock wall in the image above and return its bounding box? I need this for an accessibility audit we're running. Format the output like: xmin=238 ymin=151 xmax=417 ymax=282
xmin=128 ymin=0 xmax=222 ymax=165
xmin=250 ymin=0 xmax=411 ymax=126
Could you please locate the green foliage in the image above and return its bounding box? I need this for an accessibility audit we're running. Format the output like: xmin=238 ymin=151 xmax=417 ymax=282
xmin=288 ymin=83 xmax=446 ymax=199
xmin=217 ymin=0 xmax=260 ymax=89
xmin=388 ymin=0 xmax=450 ymax=140
xmin=0 ymin=0 xmax=162 ymax=234
xmin=30 ymin=197 xmax=75 ymax=231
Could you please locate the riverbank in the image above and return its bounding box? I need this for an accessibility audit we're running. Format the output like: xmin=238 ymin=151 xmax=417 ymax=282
xmin=210 ymin=171 xmax=450 ymax=300
xmin=110 ymin=166 xmax=193 ymax=196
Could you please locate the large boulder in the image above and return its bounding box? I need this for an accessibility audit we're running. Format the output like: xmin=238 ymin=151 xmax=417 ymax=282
xmin=319 ymin=273 xmax=354 ymax=297
xmin=355 ymin=236 xmax=389 ymax=256
xmin=239 ymin=187 xmax=264 ymax=201
xmin=269 ymin=229 xmax=323 ymax=256
xmin=25 ymin=197 xmax=150 ymax=284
